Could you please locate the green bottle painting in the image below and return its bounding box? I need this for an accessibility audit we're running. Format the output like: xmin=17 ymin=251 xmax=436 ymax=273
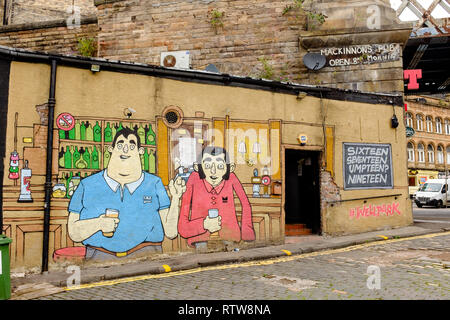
xmin=59 ymin=128 xmax=65 ymax=140
xmin=58 ymin=147 xmax=65 ymax=168
xmin=75 ymin=121 xmax=81 ymax=140
xmin=111 ymin=123 xmax=117 ymax=140
xmin=72 ymin=146 xmax=81 ymax=166
xmin=149 ymin=149 xmax=156 ymax=174
xmin=68 ymin=126 xmax=75 ymax=140
xmin=146 ymin=124 xmax=156 ymax=145
xmin=85 ymin=121 xmax=93 ymax=141
xmin=82 ymin=147 xmax=91 ymax=169
xmin=104 ymin=122 xmax=112 ymax=143
xmin=64 ymin=146 xmax=72 ymax=169
xmin=92 ymin=146 xmax=100 ymax=169
xmin=104 ymin=147 xmax=111 ymax=168
xmin=143 ymin=148 xmax=149 ymax=171
xmin=80 ymin=121 xmax=86 ymax=141
xmin=93 ymin=121 xmax=102 ymax=142
xmin=137 ymin=124 xmax=146 ymax=145
xmin=75 ymin=147 xmax=88 ymax=169
xmin=66 ymin=172 xmax=73 ymax=198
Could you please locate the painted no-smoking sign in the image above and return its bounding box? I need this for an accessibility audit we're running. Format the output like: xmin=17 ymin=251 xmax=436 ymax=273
xmin=56 ymin=113 xmax=75 ymax=131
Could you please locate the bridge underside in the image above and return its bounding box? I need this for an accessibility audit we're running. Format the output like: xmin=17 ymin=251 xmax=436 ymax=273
xmin=398 ymin=0 xmax=449 ymax=95
xmin=403 ymin=26 xmax=450 ymax=95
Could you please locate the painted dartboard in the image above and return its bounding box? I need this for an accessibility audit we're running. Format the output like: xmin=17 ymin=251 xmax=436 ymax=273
xmin=261 ymin=175 xmax=271 ymax=186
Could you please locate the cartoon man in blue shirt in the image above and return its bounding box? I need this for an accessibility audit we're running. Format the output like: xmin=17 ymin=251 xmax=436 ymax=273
xmin=67 ymin=127 xmax=186 ymax=260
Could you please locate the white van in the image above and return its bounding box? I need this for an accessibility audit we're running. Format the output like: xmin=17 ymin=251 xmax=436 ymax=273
xmin=414 ymin=179 xmax=450 ymax=208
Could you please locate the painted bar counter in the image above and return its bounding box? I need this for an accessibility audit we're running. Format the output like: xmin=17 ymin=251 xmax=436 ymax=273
xmin=0 ymin=46 xmax=413 ymax=271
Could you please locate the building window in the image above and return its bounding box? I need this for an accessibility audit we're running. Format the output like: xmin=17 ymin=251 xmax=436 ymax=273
xmin=426 ymin=116 xmax=433 ymax=132
xmin=405 ymin=113 xmax=413 ymax=127
xmin=418 ymin=143 xmax=425 ymax=162
xmin=445 ymin=119 xmax=450 ymax=135
xmin=416 ymin=115 xmax=424 ymax=131
xmin=407 ymin=142 xmax=415 ymax=162
xmin=427 ymin=144 xmax=435 ymax=164
xmin=437 ymin=145 xmax=444 ymax=164
xmin=447 ymin=146 xmax=450 ymax=164
xmin=436 ymin=117 xmax=443 ymax=134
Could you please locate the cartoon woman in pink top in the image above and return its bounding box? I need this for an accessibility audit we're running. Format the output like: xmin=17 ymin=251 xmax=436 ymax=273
xmin=178 ymin=146 xmax=255 ymax=249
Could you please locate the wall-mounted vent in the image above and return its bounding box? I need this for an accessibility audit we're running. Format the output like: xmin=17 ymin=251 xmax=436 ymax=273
xmin=160 ymin=51 xmax=190 ymax=69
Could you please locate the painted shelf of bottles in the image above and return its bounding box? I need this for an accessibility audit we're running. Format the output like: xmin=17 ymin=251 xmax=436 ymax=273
xmin=55 ymin=118 xmax=158 ymax=199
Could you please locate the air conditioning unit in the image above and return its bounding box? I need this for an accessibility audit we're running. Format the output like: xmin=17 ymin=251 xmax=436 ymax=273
xmin=160 ymin=51 xmax=190 ymax=69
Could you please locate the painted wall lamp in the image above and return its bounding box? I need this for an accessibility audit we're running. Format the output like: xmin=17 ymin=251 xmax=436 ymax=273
xmin=248 ymin=142 xmax=262 ymax=166
xmin=238 ymin=141 xmax=247 ymax=154
xmin=253 ymin=142 xmax=261 ymax=154
xmin=238 ymin=141 xmax=251 ymax=166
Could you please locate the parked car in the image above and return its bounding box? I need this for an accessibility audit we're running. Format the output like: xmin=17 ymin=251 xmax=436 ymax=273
xmin=414 ymin=179 xmax=450 ymax=208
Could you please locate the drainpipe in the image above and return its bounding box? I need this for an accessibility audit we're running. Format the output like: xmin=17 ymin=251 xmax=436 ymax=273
xmin=320 ymin=91 xmax=327 ymax=168
xmin=42 ymin=59 xmax=57 ymax=273
xmin=3 ymin=0 xmax=8 ymax=25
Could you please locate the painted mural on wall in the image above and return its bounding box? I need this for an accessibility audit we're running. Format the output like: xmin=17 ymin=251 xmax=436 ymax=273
xmin=178 ymin=146 xmax=255 ymax=249
xmin=349 ymin=202 xmax=401 ymax=219
xmin=65 ymin=127 xmax=186 ymax=260
xmin=5 ymin=106 xmax=278 ymax=267
xmin=51 ymin=114 xmax=256 ymax=262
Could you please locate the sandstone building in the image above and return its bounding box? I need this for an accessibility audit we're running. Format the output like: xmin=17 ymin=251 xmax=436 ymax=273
xmin=405 ymin=94 xmax=450 ymax=194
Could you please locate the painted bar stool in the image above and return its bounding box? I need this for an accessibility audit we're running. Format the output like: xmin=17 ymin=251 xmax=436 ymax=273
xmin=53 ymin=247 xmax=86 ymax=262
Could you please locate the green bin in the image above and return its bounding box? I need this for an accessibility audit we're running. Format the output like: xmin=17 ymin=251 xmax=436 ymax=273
xmin=0 ymin=234 xmax=12 ymax=300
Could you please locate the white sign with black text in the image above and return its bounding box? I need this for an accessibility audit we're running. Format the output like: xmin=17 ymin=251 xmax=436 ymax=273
xmin=317 ymin=43 xmax=401 ymax=67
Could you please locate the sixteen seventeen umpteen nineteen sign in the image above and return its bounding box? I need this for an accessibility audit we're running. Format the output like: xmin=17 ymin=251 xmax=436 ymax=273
xmin=343 ymin=143 xmax=393 ymax=190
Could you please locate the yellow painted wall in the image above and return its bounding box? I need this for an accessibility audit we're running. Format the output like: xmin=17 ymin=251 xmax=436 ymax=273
xmin=2 ymin=61 xmax=413 ymax=269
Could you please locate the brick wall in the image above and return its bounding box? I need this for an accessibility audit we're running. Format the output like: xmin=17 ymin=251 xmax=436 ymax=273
xmin=0 ymin=0 xmax=411 ymax=94
xmin=0 ymin=1 xmax=4 ymax=24
xmin=9 ymin=0 xmax=97 ymax=24
xmin=94 ymin=0 xmax=411 ymax=93
xmin=96 ymin=0 xmax=307 ymax=82
xmin=0 ymin=17 xmax=98 ymax=56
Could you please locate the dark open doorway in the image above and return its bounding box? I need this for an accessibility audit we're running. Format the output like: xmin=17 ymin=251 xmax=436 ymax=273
xmin=284 ymin=149 xmax=321 ymax=235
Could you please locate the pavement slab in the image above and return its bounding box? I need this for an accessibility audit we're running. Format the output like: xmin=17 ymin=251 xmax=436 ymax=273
xmin=8 ymin=224 xmax=450 ymax=300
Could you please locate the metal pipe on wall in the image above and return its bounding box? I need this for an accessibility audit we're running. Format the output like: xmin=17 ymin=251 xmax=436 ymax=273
xmin=2 ymin=0 xmax=9 ymax=25
xmin=0 ymin=58 xmax=11 ymax=236
xmin=42 ymin=59 xmax=57 ymax=273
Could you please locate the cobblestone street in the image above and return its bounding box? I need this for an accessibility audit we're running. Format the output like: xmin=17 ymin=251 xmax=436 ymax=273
xmin=36 ymin=233 xmax=450 ymax=300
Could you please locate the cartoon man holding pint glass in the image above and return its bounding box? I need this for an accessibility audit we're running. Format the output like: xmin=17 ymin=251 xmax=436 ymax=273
xmin=178 ymin=146 xmax=255 ymax=250
xmin=67 ymin=127 xmax=186 ymax=260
